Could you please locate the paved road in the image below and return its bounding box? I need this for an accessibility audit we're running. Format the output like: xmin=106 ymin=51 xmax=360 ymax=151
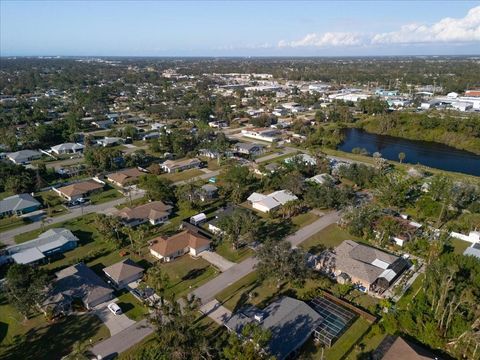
xmin=192 ymin=211 xmax=340 ymax=305
xmin=200 ymin=300 xmax=232 ymax=325
xmin=93 ymin=300 xmax=136 ymax=336
xmin=91 ymin=318 xmax=154 ymax=359
xmin=0 ymin=190 xmax=145 ymax=246
xmin=200 ymin=250 xmax=235 ymax=272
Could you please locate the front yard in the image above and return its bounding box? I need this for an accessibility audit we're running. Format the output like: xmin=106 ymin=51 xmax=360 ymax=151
xmin=115 ymin=290 xmax=149 ymax=321
xmin=160 ymin=255 xmax=219 ymax=299
xmin=89 ymin=185 xmax=123 ymax=205
xmin=160 ymin=168 xmax=204 ymax=183
xmin=214 ymin=242 xmax=254 ymax=263
xmin=0 ymin=294 xmax=110 ymax=360
xmin=300 ymin=224 xmax=360 ymax=254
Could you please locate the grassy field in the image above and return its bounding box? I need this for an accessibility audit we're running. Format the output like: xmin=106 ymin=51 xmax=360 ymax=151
xmin=397 ymin=273 xmax=425 ymax=309
xmin=300 ymin=317 xmax=371 ymax=360
xmin=115 ymin=290 xmax=149 ymax=321
xmin=160 ymin=255 xmax=219 ymax=299
xmin=300 ymin=224 xmax=360 ymax=254
xmin=0 ymin=294 xmax=110 ymax=360
xmin=451 ymin=238 xmax=471 ymax=254
xmin=160 ymin=168 xmax=204 ymax=183
xmin=215 ymin=242 xmax=254 ymax=263
xmin=291 ymin=212 xmax=319 ymax=229
xmin=0 ymin=216 xmax=30 ymax=233
xmin=89 ymin=186 xmax=123 ymax=205
xmin=215 ymin=271 xmax=322 ymax=312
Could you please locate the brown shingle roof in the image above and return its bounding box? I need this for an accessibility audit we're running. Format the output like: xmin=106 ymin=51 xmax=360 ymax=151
xmin=117 ymin=201 xmax=172 ymax=222
xmin=102 ymin=258 xmax=144 ymax=283
xmin=57 ymin=180 xmax=104 ymax=198
xmin=149 ymin=229 xmax=210 ymax=257
xmin=106 ymin=168 xmax=144 ymax=186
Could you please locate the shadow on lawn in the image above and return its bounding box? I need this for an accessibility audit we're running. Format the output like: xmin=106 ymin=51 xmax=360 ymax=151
xmin=0 ymin=314 xmax=105 ymax=360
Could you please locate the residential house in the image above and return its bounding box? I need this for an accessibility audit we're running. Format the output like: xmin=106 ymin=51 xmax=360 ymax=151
xmin=307 ymin=173 xmax=336 ymax=185
xmin=102 ymin=259 xmax=144 ymax=288
xmin=3 ymin=228 xmax=78 ymax=265
xmin=43 ymin=263 xmax=114 ymax=313
xmin=233 ymin=142 xmax=264 ymax=157
xmin=106 ymin=167 xmax=145 ymax=188
xmin=198 ymin=184 xmax=218 ymax=202
xmin=160 ymin=158 xmax=202 ymax=173
xmin=285 ymin=153 xmax=317 ymax=166
xmin=225 ymin=296 xmax=323 ymax=360
xmin=149 ymin=229 xmax=211 ymax=262
xmin=241 ymin=128 xmax=281 ymax=142
xmin=198 ymin=148 xmax=220 ymax=159
xmin=53 ymin=179 xmax=104 ymax=201
xmin=92 ymin=119 xmax=114 ymax=129
xmin=317 ymin=240 xmax=409 ymax=294
xmin=7 ymin=150 xmax=42 ymax=164
xmin=142 ymin=132 xmax=160 ymax=141
xmin=0 ymin=193 xmax=41 ymax=217
xmin=373 ymin=335 xmax=441 ymax=360
xmin=117 ymin=201 xmax=172 ymax=226
xmin=450 ymin=230 xmax=480 ymax=244
xmin=50 ymin=143 xmax=85 ymax=155
xmin=247 ymin=190 xmax=298 ymax=213
xmin=463 ymin=242 xmax=480 ymax=260
xmin=97 ymin=137 xmax=123 ymax=147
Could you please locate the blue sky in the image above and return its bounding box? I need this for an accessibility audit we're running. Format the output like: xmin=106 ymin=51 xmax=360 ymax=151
xmin=1 ymin=1 xmax=479 ymax=56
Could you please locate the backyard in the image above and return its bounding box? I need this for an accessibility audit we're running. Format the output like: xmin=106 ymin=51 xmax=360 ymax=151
xmin=300 ymin=317 xmax=372 ymax=360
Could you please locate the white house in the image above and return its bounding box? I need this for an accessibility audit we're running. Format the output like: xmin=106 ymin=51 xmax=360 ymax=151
xmin=307 ymin=173 xmax=336 ymax=185
xmin=51 ymin=143 xmax=85 ymax=155
xmin=247 ymin=190 xmax=298 ymax=213
xmin=450 ymin=231 xmax=480 ymax=244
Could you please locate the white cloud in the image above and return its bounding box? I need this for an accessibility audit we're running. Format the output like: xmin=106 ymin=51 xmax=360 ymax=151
xmin=278 ymin=32 xmax=362 ymax=48
xmin=277 ymin=6 xmax=480 ymax=50
xmin=372 ymin=6 xmax=480 ymax=44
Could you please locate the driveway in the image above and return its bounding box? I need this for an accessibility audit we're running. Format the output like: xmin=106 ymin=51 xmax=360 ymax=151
xmin=91 ymin=319 xmax=154 ymax=359
xmin=192 ymin=211 xmax=341 ymax=305
xmin=200 ymin=300 xmax=232 ymax=325
xmin=199 ymin=251 xmax=235 ymax=271
xmin=93 ymin=301 xmax=136 ymax=336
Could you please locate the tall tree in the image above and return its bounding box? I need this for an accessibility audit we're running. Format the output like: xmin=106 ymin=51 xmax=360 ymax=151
xmin=255 ymin=239 xmax=309 ymax=288
xmin=4 ymin=264 xmax=48 ymax=318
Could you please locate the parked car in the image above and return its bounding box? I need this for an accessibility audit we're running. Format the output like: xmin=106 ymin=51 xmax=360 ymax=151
xmin=107 ymin=302 xmax=122 ymax=315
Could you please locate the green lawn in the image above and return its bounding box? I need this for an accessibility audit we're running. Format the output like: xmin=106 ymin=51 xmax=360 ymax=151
xmin=0 ymin=294 xmax=110 ymax=360
xmin=300 ymin=317 xmax=371 ymax=360
xmin=160 ymin=168 xmax=204 ymax=183
xmin=116 ymin=290 xmax=149 ymax=321
xmin=160 ymin=255 xmax=219 ymax=299
xmin=89 ymin=186 xmax=123 ymax=205
xmin=0 ymin=216 xmax=30 ymax=233
xmin=13 ymin=214 xmax=125 ymax=273
xmin=215 ymin=242 xmax=254 ymax=263
xmin=35 ymin=190 xmax=68 ymax=217
xmin=397 ymin=273 xmax=425 ymax=309
xmin=300 ymin=224 xmax=360 ymax=254
xmin=451 ymin=238 xmax=471 ymax=255
xmin=291 ymin=212 xmax=319 ymax=229
xmin=215 ymin=271 xmax=321 ymax=312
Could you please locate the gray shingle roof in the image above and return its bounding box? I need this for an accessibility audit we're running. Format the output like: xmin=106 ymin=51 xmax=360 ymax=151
xmin=225 ymin=297 xmax=322 ymax=360
xmin=0 ymin=193 xmax=41 ymax=214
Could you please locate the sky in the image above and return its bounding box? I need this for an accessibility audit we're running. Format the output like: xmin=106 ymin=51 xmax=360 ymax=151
xmin=1 ymin=1 xmax=480 ymax=57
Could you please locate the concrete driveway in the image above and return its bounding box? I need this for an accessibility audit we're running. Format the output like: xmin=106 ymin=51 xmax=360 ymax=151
xmin=93 ymin=301 xmax=136 ymax=336
xmin=200 ymin=300 xmax=232 ymax=325
xmin=200 ymin=251 xmax=235 ymax=271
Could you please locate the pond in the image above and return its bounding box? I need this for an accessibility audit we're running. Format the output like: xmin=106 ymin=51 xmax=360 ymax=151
xmin=338 ymin=128 xmax=480 ymax=176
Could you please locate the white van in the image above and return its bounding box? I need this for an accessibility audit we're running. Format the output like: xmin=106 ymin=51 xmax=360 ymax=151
xmin=107 ymin=302 xmax=122 ymax=315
